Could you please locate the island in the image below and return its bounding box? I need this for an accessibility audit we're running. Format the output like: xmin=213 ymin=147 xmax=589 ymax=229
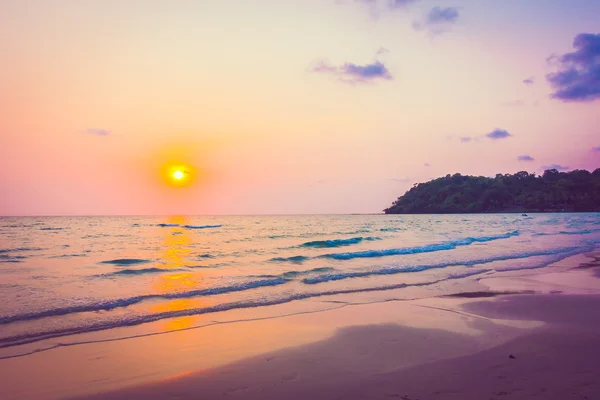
xmin=384 ymin=168 xmax=600 ymax=214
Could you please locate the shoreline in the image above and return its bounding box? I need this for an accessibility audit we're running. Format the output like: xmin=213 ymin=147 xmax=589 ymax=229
xmin=1 ymin=251 xmax=600 ymax=399
xmin=2 ymin=243 xmax=595 ymax=360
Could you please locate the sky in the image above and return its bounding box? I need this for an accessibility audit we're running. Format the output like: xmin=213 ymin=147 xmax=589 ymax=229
xmin=1 ymin=0 xmax=599 ymax=216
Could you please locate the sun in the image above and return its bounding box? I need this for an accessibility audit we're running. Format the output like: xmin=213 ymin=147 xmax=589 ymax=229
xmin=162 ymin=163 xmax=196 ymax=187
xmin=173 ymin=170 xmax=185 ymax=180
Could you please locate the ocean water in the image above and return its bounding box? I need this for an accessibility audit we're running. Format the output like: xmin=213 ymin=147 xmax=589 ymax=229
xmin=1 ymin=214 xmax=600 ymax=356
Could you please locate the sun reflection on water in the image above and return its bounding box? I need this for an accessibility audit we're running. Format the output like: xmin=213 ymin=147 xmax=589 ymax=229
xmin=150 ymin=216 xmax=210 ymax=331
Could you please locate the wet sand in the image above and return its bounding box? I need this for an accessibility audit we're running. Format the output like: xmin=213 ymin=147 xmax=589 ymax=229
xmin=2 ymin=252 xmax=600 ymax=400
xmin=74 ymin=294 xmax=600 ymax=400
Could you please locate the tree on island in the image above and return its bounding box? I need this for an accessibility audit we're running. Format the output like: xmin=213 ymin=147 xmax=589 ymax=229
xmin=384 ymin=168 xmax=600 ymax=214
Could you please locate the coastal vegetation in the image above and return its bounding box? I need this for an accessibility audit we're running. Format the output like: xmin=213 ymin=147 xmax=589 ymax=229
xmin=384 ymin=168 xmax=600 ymax=214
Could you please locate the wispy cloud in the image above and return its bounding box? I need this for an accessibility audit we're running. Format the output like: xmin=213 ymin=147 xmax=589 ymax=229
xmin=547 ymin=33 xmax=600 ymax=102
xmin=592 ymin=146 xmax=600 ymax=152
xmin=541 ymin=164 xmax=570 ymax=171
xmin=424 ymin=162 xmax=431 ymax=167
xmin=522 ymin=77 xmax=534 ymax=85
xmin=455 ymin=128 xmax=513 ymax=143
xmin=83 ymin=128 xmax=110 ymax=136
xmin=389 ymin=0 xmax=420 ymax=9
xmin=312 ymin=59 xmax=393 ymax=84
xmin=376 ymin=46 xmax=389 ymax=56
xmin=352 ymin=0 xmax=419 ymax=14
xmin=518 ymin=155 xmax=535 ymax=162
xmin=413 ymin=6 xmax=460 ymax=34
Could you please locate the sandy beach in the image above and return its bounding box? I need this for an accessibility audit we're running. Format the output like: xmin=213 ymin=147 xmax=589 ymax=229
xmin=3 ymin=1 xmax=599 ymax=397
xmin=0 ymin=251 xmax=598 ymax=400
xmin=76 ymin=295 xmax=600 ymax=400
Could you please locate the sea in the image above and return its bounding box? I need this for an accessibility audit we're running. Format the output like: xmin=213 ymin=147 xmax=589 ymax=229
xmin=1 ymin=213 xmax=600 ymax=358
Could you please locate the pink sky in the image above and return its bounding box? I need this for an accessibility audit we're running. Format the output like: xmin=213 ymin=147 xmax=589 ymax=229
xmin=1 ymin=0 xmax=599 ymax=215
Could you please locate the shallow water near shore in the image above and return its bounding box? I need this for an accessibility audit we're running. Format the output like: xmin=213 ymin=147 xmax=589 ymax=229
xmin=1 ymin=213 xmax=600 ymax=356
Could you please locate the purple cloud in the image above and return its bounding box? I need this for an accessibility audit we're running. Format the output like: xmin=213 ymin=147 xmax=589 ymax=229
xmin=390 ymin=0 xmax=420 ymax=9
xmin=424 ymin=162 xmax=431 ymax=167
xmin=457 ymin=129 xmax=512 ymax=143
xmin=546 ymin=33 xmax=600 ymax=102
xmin=518 ymin=155 xmax=535 ymax=162
xmin=426 ymin=6 xmax=459 ymax=24
xmin=84 ymin=128 xmax=110 ymax=136
xmin=542 ymin=164 xmax=570 ymax=171
xmin=592 ymin=146 xmax=600 ymax=152
xmin=486 ymin=129 xmax=512 ymax=140
xmin=344 ymin=61 xmax=391 ymax=79
xmin=312 ymin=61 xmax=338 ymax=74
xmin=413 ymin=6 xmax=459 ymax=34
xmin=523 ymin=77 xmax=534 ymax=85
xmin=312 ymin=60 xmax=393 ymax=83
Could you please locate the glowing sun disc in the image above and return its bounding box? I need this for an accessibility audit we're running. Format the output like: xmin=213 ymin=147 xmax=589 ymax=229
xmin=173 ymin=170 xmax=185 ymax=180
xmin=161 ymin=163 xmax=196 ymax=187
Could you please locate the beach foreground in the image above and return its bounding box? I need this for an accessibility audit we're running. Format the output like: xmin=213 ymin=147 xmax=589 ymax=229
xmin=77 ymin=295 xmax=600 ymax=400
xmin=1 ymin=252 xmax=599 ymax=400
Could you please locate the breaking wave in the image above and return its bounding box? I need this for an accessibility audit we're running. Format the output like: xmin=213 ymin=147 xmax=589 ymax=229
xmin=322 ymin=231 xmax=520 ymax=261
xmin=299 ymin=237 xmax=379 ymax=248
xmin=100 ymin=259 xmax=151 ymax=266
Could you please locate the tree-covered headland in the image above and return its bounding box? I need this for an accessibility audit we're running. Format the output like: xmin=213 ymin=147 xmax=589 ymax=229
xmin=384 ymin=168 xmax=600 ymax=214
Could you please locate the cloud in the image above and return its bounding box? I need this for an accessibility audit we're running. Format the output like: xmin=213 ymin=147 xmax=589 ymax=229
xmin=518 ymin=155 xmax=535 ymax=162
xmin=455 ymin=128 xmax=512 ymax=143
xmin=486 ymin=129 xmax=512 ymax=140
xmin=523 ymin=77 xmax=534 ymax=85
xmin=312 ymin=61 xmax=338 ymax=74
xmin=424 ymin=162 xmax=431 ymax=167
xmin=354 ymin=0 xmax=377 ymax=7
xmin=541 ymin=164 xmax=570 ymax=171
xmin=351 ymin=0 xmax=419 ymax=17
xmin=426 ymin=6 xmax=459 ymax=24
xmin=546 ymin=33 xmax=600 ymax=102
xmin=592 ymin=146 xmax=600 ymax=152
xmin=413 ymin=6 xmax=459 ymax=34
xmin=84 ymin=128 xmax=110 ymax=136
xmin=354 ymin=0 xmax=419 ymax=9
xmin=376 ymin=46 xmax=389 ymax=56
xmin=390 ymin=0 xmax=420 ymax=9
xmin=312 ymin=59 xmax=393 ymax=83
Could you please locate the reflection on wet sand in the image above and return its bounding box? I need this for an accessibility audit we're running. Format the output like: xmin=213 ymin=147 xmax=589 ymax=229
xmin=150 ymin=216 xmax=211 ymax=331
